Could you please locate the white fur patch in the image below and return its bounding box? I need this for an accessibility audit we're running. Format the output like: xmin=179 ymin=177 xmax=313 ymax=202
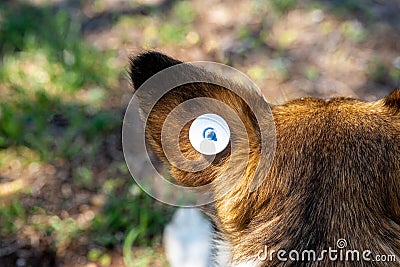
xmin=213 ymin=239 xmax=259 ymax=267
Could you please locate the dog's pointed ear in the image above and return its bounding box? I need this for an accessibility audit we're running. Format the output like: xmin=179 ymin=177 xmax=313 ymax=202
xmin=383 ymin=89 xmax=400 ymax=114
xmin=129 ymin=51 xmax=182 ymax=91
xmin=129 ymin=51 xmax=273 ymax=190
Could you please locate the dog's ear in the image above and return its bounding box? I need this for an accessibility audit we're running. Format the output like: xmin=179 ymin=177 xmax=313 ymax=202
xmin=383 ymin=88 xmax=400 ymax=114
xmin=129 ymin=51 xmax=182 ymax=91
xmin=129 ymin=51 xmax=273 ymax=191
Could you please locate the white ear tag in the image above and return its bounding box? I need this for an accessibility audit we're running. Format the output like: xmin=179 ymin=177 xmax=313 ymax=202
xmin=189 ymin=114 xmax=230 ymax=155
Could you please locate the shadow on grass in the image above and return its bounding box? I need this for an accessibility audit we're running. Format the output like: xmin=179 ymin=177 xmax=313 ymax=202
xmin=314 ymin=0 xmax=399 ymax=26
xmin=81 ymin=0 xmax=178 ymax=33
xmin=0 ymin=0 xmax=178 ymax=58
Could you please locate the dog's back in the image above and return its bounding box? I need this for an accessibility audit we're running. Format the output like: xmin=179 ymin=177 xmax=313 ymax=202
xmin=129 ymin=51 xmax=400 ymax=266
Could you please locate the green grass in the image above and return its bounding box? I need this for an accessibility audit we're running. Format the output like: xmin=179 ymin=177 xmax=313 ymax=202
xmin=341 ymin=20 xmax=367 ymax=42
xmin=0 ymin=198 xmax=26 ymax=235
xmin=366 ymin=57 xmax=400 ymax=86
xmin=137 ymin=1 xmax=196 ymax=46
xmin=268 ymin=0 xmax=297 ymax=14
xmin=0 ymin=3 xmax=117 ymax=89
xmin=0 ymin=90 xmax=121 ymax=162
xmin=303 ymin=66 xmax=319 ymax=81
xmin=0 ymin=1 xmax=174 ymax=264
xmin=90 ymin=186 xmax=173 ymax=248
xmin=0 ymin=2 xmax=121 ymax=161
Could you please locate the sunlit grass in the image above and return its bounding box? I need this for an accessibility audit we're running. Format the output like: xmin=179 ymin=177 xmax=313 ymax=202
xmin=0 ymin=2 xmax=171 ymax=264
xmin=90 ymin=187 xmax=173 ymax=248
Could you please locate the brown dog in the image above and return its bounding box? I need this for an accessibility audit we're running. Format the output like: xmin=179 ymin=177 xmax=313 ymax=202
xmin=129 ymin=51 xmax=399 ymax=266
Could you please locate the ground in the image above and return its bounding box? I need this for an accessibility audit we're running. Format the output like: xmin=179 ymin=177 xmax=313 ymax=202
xmin=0 ymin=0 xmax=399 ymax=266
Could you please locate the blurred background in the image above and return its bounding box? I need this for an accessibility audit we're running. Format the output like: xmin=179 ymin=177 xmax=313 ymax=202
xmin=0 ymin=0 xmax=399 ymax=266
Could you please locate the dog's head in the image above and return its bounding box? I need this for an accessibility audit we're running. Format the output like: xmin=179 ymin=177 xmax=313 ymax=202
xmin=129 ymin=51 xmax=400 ymax=265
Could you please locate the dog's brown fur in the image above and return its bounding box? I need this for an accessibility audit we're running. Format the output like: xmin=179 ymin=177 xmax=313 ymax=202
xmin=129 ymin=51 xmax=400 ymax=266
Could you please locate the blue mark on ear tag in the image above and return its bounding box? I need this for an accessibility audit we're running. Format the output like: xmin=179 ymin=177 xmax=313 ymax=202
xmin=203 ymin=127 xmax=217 ymax=141
xmin=189 ymin=113 xmax=230 ymax=155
